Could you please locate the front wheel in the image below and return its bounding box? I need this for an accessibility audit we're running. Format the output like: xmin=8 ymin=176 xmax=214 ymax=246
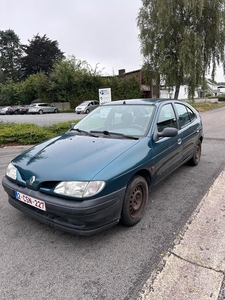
xmin=86 ymin=109 xmax=90 ymax=114
xmin=38 ymin=110 xmax=43 ymax=114
xmin=120 ymin=175 xmax=148 ymax=226
xmin=188 ymin=140 xmax=202 ymax=166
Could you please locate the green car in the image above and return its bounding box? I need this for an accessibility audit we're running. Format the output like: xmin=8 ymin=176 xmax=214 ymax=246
xmin=2 ymin=99 xmax=203 ymax=235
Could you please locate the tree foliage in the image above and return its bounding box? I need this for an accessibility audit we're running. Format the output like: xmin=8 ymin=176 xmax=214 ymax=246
xmin=137 ymin=0 xmax=225 ymax=99
xmin=0 ymin=55 xmax=141 ymax=107
xmin=0 ymin=30 xmax=141 ymax=106
xmin=0 ymin=29 xmax=23 ymax=83
xmin=49 ymin=56 xmax=103 ymax=105
xmin=21 ymin=34 xmax=64 ymax=79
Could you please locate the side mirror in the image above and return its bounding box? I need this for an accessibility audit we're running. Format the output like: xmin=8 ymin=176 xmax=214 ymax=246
xmin=154 ymin=127 xmax=178 ymax=141
xmin=70 ymin=123 xmax=75 ymax=129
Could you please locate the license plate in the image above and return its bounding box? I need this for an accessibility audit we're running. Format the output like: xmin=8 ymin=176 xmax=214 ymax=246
xmin=14 ymin=191 xmax=46 ymax=211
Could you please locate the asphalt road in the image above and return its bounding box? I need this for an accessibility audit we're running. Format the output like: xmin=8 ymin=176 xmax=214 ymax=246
xmin=0 ymin=107 xmax=225 ymax=300
xmin=0 ymin=112 xmax=84 ymax=126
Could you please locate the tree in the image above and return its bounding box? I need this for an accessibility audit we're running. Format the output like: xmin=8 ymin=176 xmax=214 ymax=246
xmin=21 ymin=34 xmax=64 ymax=79
xmin=20 ymin=73 xmax=51 ymax=104
xmin=137 ymin=0 xmax=225 ymax=99
xmin=104 ymin=76 xmax=142 ymax=100
xmin=0 ymin=29 xmax=23 ymax=83
xmin=49 ymin=56 xmax=104 ymax=105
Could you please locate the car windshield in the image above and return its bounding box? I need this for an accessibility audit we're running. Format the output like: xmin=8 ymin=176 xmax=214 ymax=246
xmin=80 ymin=101 xmax=90 ymax=106
xmin=73 ymin=104 xmax=155 ymax=137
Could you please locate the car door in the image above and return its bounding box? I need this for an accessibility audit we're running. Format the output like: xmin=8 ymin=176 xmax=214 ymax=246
xmin=151 ymin=103 xmax=183 ymax=185
xmin=174 ymin=103 xmax=200 ymax=162
xmin=45 ymin=104 xmax=52 ymax=113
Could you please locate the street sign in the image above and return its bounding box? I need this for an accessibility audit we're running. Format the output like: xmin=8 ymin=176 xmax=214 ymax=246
xmin=99 ymin=88 xmax=112 ymax=105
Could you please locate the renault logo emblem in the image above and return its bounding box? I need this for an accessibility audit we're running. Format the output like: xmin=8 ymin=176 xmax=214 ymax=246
xmin=29 ymin=176 xmax=35 ymax=185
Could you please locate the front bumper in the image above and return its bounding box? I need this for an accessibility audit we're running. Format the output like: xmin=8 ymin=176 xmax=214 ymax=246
xmin=2 ymin=176 xmax=125 ymax=236
xmin=75 ymin=109 xmax=85 ymax=114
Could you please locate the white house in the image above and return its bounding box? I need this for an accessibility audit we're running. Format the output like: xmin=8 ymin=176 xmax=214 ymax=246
xmin=159 ymin=85 xmax=199 ymax=100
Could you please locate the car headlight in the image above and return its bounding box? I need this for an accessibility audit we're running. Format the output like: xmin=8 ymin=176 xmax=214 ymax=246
xmin=54 ymin=181 xmax=105 ymax=198
xmin=6 ymin=163 xmax=17 ymax=180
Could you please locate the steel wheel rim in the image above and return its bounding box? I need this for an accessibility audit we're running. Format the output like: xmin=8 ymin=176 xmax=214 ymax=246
xmin=129 ymin=185 xmax=145 ymax=219
xmin=195 ymin=144 xmax=201 ymax=161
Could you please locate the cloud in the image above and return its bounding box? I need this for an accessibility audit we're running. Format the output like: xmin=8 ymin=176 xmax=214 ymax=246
xmin=1 ymin=0 xmax=143 ymax=75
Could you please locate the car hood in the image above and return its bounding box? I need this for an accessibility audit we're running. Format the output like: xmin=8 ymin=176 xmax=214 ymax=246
xmin=13 ymin=133 xmax=139 ymax=182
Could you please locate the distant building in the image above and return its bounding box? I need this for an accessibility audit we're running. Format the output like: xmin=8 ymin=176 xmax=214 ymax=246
xmin=120 ymin=69 xmax=224 ymax=99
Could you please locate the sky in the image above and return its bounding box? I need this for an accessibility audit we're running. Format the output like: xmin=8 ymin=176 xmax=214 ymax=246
xmin=1 ymin=0 xmax=143 ymax=76
xmin=1 ymin=0 xmax=225 ymax=82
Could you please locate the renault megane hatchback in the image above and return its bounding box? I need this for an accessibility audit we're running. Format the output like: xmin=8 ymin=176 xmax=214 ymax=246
xmin=2 ymin=99 xmax=203 ymax=235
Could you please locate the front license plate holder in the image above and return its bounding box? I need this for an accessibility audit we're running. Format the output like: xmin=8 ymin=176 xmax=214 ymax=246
xmin=14 ymin=190 xmax=46 ymax=211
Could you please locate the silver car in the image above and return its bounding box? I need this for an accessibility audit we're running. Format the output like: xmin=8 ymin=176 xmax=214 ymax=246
xmin=75 ymin=100 xmax=99 ymax=114
xmin=0 ymin=106 xmax=10 ymax=115
xmin=28 ymin=103 xmax=59 ymax=114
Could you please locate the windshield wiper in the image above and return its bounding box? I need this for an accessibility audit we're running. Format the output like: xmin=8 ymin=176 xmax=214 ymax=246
xmin=90 ymin=130 xmax=139 ymax=140
xmin=71 ymin=128 xmax=98 ymax=137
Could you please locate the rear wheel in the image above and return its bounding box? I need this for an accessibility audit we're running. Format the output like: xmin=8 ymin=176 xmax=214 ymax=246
xmin=39 ymin=110 xmax=43 ymax=114
xmin=120 ymin=175 xmax=148 ymax=226
xmin=54 ymin=109 xmax=58 ymax=113
xmin=188 ymin=140 xmax=201 ymax=166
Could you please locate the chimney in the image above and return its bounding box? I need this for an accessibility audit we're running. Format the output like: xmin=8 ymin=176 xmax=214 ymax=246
xmin=118 ymin=69 xmax=126 ymax=77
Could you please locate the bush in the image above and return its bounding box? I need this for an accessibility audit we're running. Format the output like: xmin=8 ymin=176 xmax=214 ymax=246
xmin=218 ymin=94 xmax=225 ymax=101
xmin=0 ymin=120 xmax=79 ymax=146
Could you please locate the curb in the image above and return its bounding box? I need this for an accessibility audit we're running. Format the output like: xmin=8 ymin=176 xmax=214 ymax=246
xmin=138 ymin=170 xmax=225 ymax=300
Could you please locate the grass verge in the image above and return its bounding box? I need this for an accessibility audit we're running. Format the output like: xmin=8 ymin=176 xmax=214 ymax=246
xmin=0 ymin=120 xmax=79 ymax=147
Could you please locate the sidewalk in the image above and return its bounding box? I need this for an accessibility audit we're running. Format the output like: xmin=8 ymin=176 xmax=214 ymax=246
xmin=138 ymin=170 xmax=225 ymax=300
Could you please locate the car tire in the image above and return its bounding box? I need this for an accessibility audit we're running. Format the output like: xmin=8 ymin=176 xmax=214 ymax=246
xmin=86 ymin=109 xmax=90 ymax=114
xmin=120 ymin=175 xmax=148 ymax=226
xmin=39 ymin=110 xmax=43 ymax=114
xmin=188 ymin=140 xmax=202 ymax=166
xmin=54 ymin=109 xmax=58 ymax=113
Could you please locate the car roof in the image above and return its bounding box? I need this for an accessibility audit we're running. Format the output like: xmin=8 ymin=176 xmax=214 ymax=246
xmin=103 ymin=98 xmax=185 ymax=106
xmin=31 ymin=103 xmax=51 ymax=105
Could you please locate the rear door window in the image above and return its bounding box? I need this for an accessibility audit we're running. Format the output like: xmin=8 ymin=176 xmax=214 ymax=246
xmin=175 ymin=103 xmax=196 ymax=128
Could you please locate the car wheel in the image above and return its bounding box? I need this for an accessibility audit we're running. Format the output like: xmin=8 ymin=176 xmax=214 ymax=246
xmin=188 ymin=140 xmax=201 ymax=166
xmin=86 ymin=109 xmax=90 ymax=114
xmin=54 ymin=109 xmax=58 ymax=113
xmin=39 ymin=110 xmax=43 ymax=114
xmin=120 ymin=175 xmax=148 ymax=226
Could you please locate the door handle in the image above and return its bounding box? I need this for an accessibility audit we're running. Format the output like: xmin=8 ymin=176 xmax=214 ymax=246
xmin=177 ymin=138 xmax=182 ymax=145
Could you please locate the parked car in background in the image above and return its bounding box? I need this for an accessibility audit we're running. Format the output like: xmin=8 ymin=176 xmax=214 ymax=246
xmin=17 ymin=105 xmax=29 ymax=114
xmin=75 ymin=100 xmax=99 ymax=114
xmin=10 ymin=106 xmax=22 ymax=114
xmin=0 ymin=105 xmax=30 ymax=115
xmin=2 ymin=99 xmax=203 ymax=236
xmin=28 ymin=103 xmax=59 ymax=114
xmin=0 ymin=106 xmax=10 ymax=115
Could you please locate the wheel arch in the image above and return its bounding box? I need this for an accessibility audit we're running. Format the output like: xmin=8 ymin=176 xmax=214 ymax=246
xmin=131 ymin=169 xmax=151 ymax=188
